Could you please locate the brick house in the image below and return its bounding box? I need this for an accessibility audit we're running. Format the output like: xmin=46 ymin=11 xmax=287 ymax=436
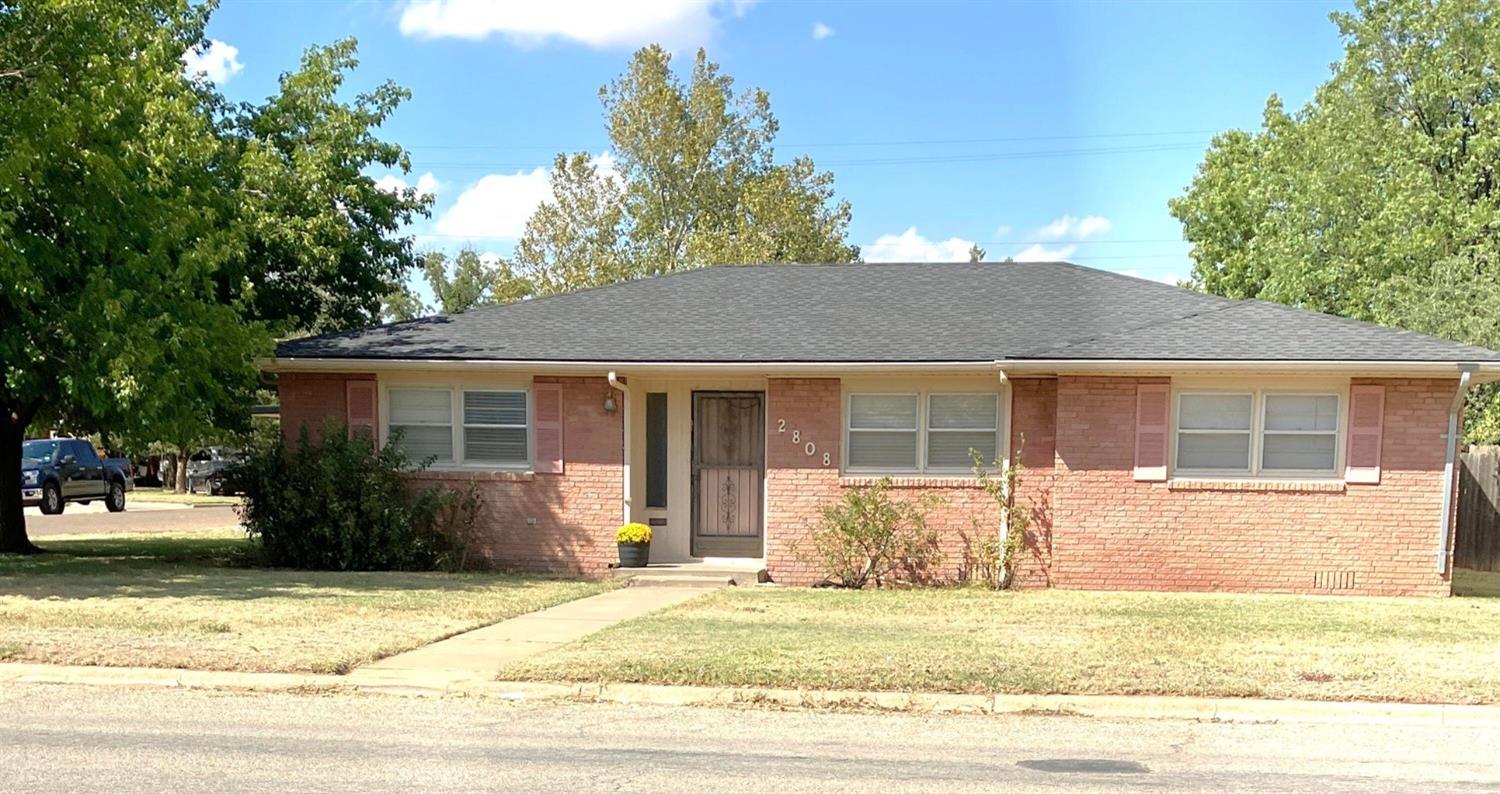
xmin=269 ymin=262 xmax=1500 ymax=596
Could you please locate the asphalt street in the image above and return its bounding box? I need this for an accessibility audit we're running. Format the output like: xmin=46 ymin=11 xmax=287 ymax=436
xmin=0 ymin=684 xmax=1496 ymax=792
xmin=21 ymin=505 xmax=240 ymax=537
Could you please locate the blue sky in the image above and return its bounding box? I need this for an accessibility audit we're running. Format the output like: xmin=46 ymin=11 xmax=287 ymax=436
xmin=199 ymin=0 xmax=1351 ymax=287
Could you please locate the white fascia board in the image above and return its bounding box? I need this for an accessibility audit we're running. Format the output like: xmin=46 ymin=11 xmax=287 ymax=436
xmin=260 ymin=356 xmax=1500 ymax=381
xmin=261 ymin=357 xmax=1002 ymax=377
xmin=995 ymin=359 xmax=1500 ymax=381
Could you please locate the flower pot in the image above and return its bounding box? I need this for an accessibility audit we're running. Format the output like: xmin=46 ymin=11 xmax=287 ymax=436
xmin=617 ymin=541 xmax=650 ymax=568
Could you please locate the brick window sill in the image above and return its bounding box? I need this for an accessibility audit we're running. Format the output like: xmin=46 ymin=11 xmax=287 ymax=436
xmin=404 ymin=469 xmax=536 ymax=483
xmin=840 ymin=476 xmax=982 ymax=489
xmin=1166 ymin=478 xmax=1346 ymax=493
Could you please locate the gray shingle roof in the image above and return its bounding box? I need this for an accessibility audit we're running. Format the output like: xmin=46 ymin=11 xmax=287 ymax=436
xmin=275 ymin=262 xmax=1500 ymax=363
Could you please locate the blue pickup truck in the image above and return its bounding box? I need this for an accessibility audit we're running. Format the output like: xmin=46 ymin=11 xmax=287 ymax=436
xmin=20 ymin=438 xmax=129 ymax=515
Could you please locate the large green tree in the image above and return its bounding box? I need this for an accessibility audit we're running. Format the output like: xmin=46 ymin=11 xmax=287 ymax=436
xmin=384 ymin=249 xmax=531 ymax=321
xmin=507 ymin=45 xmax=858 ymax=297
xmin=0 ymin=1 xmax=426 ymax=548
xmin=1170 ymin=0 xmax=1500 ymax=442
xmin=233 ymin=38 xmax=428 ymax=334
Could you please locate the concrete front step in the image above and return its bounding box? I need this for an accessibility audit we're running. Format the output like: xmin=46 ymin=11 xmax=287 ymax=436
xmin=612 ymin=563 xmax=767 ymax=588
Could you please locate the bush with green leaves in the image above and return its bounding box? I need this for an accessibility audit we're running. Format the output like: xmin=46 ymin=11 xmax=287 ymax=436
xmin=239 ymin=421 xmax=479 ymax=571
xmin=796 ymin=478 xmax=941 ymax=589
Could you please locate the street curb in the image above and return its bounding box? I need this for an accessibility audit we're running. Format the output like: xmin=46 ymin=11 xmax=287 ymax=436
xmin=479 ymin=681 xmax=1500 ymax=726
xmin=4 ymin=663 xmax=1498 ymax=727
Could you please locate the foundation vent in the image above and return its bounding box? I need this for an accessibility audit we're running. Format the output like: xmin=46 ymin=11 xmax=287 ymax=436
xmin=1313 ymin=571 xmax=1357 ymax=590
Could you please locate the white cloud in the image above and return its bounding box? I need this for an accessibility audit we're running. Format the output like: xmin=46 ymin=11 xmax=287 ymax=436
xmin=374 ymin=172 xmax=442 ymax=197
xmin=993 ymin=224 xmax=1013 ymax=238
xmin=431 ymin=151 xmax=619 ymax=241
xmin=433 ymin=168 xmax=552 ymax=240
xmin=398 ymin=0 xmax=756 ymax=49
xmin=182 ymin=39 xmax=243 ymax=84
xmin=1036 ymin=214 xmax=1112 ymax=240
xmin=864 ymin=227 xmax=976 ymax=263
xmin=812 ymin=22 xmax=834 ymax=40
xmin=1012 ymin=243 xmax=1078 ymax=262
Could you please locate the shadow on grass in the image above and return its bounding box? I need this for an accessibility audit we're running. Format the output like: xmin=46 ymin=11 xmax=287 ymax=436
xmin=0 ymin=535 xmax=565 ymax=602
xmin=1455 ymin=568 xmax=1500 ymax=598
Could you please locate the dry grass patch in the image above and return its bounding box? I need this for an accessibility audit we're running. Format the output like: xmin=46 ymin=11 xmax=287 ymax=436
xmin=127 ymin=491 xmax=242 ymax=506
xmin=0 ymin=532 xmax=611 ymax=674
xmin=507 ymin=570 xmax=1500 ymax=704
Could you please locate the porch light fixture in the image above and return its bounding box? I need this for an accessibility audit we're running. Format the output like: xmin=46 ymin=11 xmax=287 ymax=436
xmin=604 ymin=394 xmax=618 ymax=413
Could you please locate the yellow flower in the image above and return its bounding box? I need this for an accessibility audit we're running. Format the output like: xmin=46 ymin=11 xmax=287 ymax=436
xmin=616 ymin=522 xmax=652 ymax=543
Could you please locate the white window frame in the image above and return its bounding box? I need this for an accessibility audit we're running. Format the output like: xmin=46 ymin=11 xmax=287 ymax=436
xmin=461 ymin=389 xmax=530 ymax=467
xmin=387 ymin=387 xmax=456 ymax=465
xmin=1258 ymin=391 xmax=1342 ymax=476
xmin=1173 ymin=390 xmax=1255 ymax=476
xmin=1171 ymin=388 xmax=1343 ymax=479
xmin=925 ymin=392 xmax=1002 ymax=473
xmin=845 ymin=392 xmax=921 ymax=474
xmin=383 ymin=384 xmax=534 ymax=471
xmin=843 ymin=389 xmax=1004 ymax=475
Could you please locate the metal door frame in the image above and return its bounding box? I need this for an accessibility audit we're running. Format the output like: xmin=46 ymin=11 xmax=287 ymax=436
xmin=690 ymin=391 xmax=765 ymax=558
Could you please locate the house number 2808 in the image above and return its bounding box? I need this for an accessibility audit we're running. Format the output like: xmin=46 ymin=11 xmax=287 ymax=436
xmin=777 ymin=419 xmax=832 ymax=467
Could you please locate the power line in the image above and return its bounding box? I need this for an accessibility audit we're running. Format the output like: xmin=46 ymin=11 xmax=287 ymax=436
xmin=407 ymin=140 xmax=1207 ymax=172
xmin=402 ymin=128 xmax=1220 ymax=152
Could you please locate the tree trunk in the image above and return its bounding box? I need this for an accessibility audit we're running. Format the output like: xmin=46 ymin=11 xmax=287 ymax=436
xmin=0 ymin=406 xmax=41 ymax=554
xmin=175 ymin=445 xmax=189 ymax=494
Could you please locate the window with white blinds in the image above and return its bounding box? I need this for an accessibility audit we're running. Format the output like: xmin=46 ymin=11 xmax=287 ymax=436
xmin=1176 ymin=393 xmax=1253 ymax=472
xmin=1261 ymin=394 xmax=1338 ymax=473
xmin=463 ymin=391 xmax=528 ymax=465
xmin=847 ymin=394 xmax=919 ymax=470
xmin=1174 ymin=390 xmax=1341 ymax=476
xmin=927 ymin=394 xmax=999 ymax=469
xmin=386 ymin=387 xmax=532 ymax=468
xmin=388 ymin=388 xmax=454 ymax=463
xmin=847 ymin=391 xmax=1001 ymax=473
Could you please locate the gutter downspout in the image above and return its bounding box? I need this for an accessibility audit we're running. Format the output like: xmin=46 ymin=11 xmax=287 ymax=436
xmin=1438 ymin=365 xmax=1477 ymax=573
xmin=607 ymin=372 xmax=632 ymax=526
xmin=996 ymin=366 xmax=1013 ymax=586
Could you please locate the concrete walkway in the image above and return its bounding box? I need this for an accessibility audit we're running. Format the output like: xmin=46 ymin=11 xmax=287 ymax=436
xmin=346 ymin=586 xmax=707 ymax=688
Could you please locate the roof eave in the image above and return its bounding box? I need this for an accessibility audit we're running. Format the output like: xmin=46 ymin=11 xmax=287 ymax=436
xmin=261 ymin=356 xmax=1500 ymax=382
xmin=260 ymin=356 xmax=1003 ymax=376
xmin=997 ymin=358 xmax=1500 ymax=382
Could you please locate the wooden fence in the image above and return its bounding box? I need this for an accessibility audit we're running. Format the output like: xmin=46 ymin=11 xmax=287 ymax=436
xmin=1457 ymin=446 xmax=1500 ymax=572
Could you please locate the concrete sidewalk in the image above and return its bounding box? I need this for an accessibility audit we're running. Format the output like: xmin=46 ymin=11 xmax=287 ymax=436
xmin=345 ymin=586 xmax=706 ymax=688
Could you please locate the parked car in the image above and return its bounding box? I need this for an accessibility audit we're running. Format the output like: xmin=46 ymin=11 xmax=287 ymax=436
xmin=205 ymin=462 xmax=246 ymax=496
xmin=20 ymin=438 xmax=129 ymax=514
xmin=101 ymin=457 xmax=136 ymax=491
xmin=186 ymin=447 xmax=244 ymax=494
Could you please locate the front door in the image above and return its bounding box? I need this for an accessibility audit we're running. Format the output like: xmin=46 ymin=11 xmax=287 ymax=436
xmin=692 ymin=392 xmax=765 ymax=558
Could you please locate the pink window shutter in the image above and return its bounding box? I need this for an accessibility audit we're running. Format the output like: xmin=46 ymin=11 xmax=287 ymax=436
xmin=1133 ymin=384 xmax=1170 ymax=482
xmin=534 ymin=383 xmax=564 ymax=474
xmin=346 ymin=380 xmax=378 ymax=440
xmin=1345 ymin=385 xmax=1385 ymax=484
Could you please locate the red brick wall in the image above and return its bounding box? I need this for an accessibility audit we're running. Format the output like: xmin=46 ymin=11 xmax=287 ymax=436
xmin=277 ymin=372 xmax=373 ymax=443
xmin=1050 ymin=376 xmax=1456 ymax=597
xmin=765 ymin=377 xmax=1035 ymax=586
xmin=283 ymin=370 xmax=1459 ymax=595
xmin=278 ymin=373 xmax=623 ymax=576
xmin=1009 ymin=378 xmax=1057 ymax=587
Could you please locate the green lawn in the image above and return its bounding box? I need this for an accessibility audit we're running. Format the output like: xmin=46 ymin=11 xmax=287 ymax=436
xmin=0 ymin=533 xmax=612 ymax=674
xmin=506 ymin=570 xmax=1500 ymax=704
